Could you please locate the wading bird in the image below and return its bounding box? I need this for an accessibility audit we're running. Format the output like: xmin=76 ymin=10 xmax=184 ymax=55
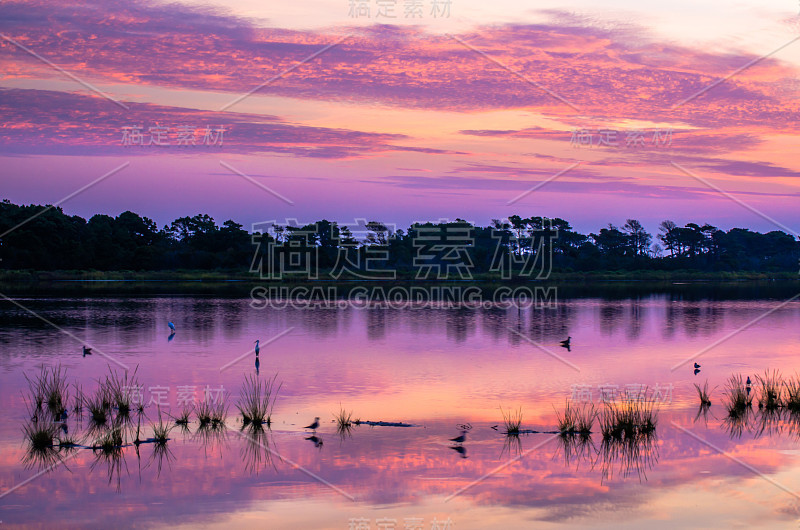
xmin=450 ymin=431 xmax=467 ymax=444
xmin=694 ymin=362 xmax=701 ymax=369
xmin=254 ymin=339 xmax=260 ymax=356
xmin=168 ymin=321 xmax=176 ymax=332
xmin=560 ymin=336 xmax=571 ymax=348
xmin=82 ymin=346 xmax=92 ymax=357
xmin=304 ymin=417 xmax=320 ymax=431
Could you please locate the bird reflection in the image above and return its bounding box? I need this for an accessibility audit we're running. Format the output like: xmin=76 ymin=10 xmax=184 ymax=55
xmin=449 ymin=444 xmax=467 ymax=458
xmin=305 ymin=435 xmax=323 ymax=448
xmin=168 ymin=331 xmax=175 ymax=342
xmin=255 ymin=357 xmax=260 ymax=375
xmin=694 ymin=368 xmax=701 ymax=376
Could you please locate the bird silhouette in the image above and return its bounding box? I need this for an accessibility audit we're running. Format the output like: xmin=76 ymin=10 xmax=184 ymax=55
xmin=694 ymin=368 xmax=701 ymax=376
xmin=255 ymin=357 xmax=260 ymax=375
xmin=304 ymin=417 xmax=320 ymax=430
xmin=560 ymin=336 xmax=571 ymax=348
xmin=694 ymin=362 xmax=701 ymax=369
xmin=82 ymin=346 xmax=92 ymax=357
xmin=168 ymin=321 xmax=176 ymax=332
xmin=254 ymin=339 xmax=260 ymax=356
xmin=450 ymin=431 xmax=467 ymax=444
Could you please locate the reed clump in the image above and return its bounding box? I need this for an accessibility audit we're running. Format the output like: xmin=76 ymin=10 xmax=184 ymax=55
xmin=784 ymin=375 xmax=800 ymax=413
xmin=236 ymin=374 xmax=281 ymax=426
xmin=556 ymin=400 xmax=596 ymax=435
xmin=694 ymin=380 xmax=712 ymax=407
xmin=724 ymin=374 xmax=753 ymax=417
xmin=334 ymin=405 xmax=354 ymax=430
xmin=501 ymin=406 xmax=523 ymax=435
xmin=755 ymin=370 xmax=783 ymax=410
xmin=600 ymin=399 xmax=657 ymax=441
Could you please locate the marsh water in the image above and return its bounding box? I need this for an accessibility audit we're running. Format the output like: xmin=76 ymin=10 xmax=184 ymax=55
xmin=2 ymin=283 xmax=800 ymax=528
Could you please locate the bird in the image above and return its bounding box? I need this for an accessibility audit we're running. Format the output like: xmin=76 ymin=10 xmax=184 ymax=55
xmin=82 ymin=346 xmax=92 ymax=357
xmin=254 ymin=339 xmax=260 ymax=356
xmin=560 ymin=336 xmax=571 ymax=348
xmin=168 ymin=321 xmax=176 ymax=332
xmin=746 ymin=376 xmax=751 ymax=385
xmin=694 ymin=363 xmax=701 ymax=369
xmin=255 ymin=357 xmax=260 ymax=375
xmin=694 ymin=368 xmax=701 ymax=376
xmin=304 ymin=417 xmax=320 ymax=431
xmin=450 ymin=431 xmax=467 ymax=444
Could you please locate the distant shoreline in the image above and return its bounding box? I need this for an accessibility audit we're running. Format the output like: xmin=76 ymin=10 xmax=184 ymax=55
xmin=1 ymin=269 xmax=798 ymax=283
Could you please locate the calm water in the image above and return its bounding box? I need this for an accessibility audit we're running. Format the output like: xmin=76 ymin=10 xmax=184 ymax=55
xmin=2 ymin=288 xmax=800 ymax=528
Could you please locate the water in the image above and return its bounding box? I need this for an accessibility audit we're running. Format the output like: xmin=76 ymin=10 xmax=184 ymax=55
xmin=1 ymin=289 xmax=800 ymax=528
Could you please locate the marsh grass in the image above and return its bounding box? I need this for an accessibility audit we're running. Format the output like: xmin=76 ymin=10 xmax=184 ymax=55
xmin=104 ymin=367 xmax=139 ymax=419
xmin=72 ymin=383 xmax=84 ymax=415
xmin=173 ymin=404 xmax=192 ymax=425
xmin=94 ymin=427 xmax=124 ymax=452
xmin=86 ymin=388 xmax=111 ymax=425
xmin=334 ymin=405 xmax=354 ymax=430
xmin=24 ymin=367 xmax=47 ymax=411
xmin=25 ymin=365 xmax=69 ymax=419
xmin=724 ymin=374 xmax=753 ymax=418
xmin=784 ymin=375 xmax=800 ymax=413
xmin=600 ymin=399 xmax=657 ymax=440
xmin=755 ymin=370 xmax=783 ymax=410
xmin=236 ymin=374 xmax=281 ymax=426
xmin=23 ymin=421 xmax=58 ymax=449
xmin=45 ymin=365 xmax=70 ymax=418
xmin=151 ymin=409 xmax=172 ymax=444
xmin=197 ymin=395 xmax=228 ymax=427
xmin=555 ymin=400 xmax=596 ymax=435
xmin=694 ymin=380 xmax=713 ymax=407
xmin=501 ymin=406 xmax=523 ymax=435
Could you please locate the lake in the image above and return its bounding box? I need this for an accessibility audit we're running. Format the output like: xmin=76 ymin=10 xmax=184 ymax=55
xmin=1 ymin=284 xmax=800 ymax=528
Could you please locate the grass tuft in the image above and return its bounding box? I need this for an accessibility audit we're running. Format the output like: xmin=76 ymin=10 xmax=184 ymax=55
xmin=501 ymin=406 xmax=523 ymax=435
xmin=724 ymin=374 xmax=753 ymax=418
xmin=755 ymin=370 xmax=783 ymax=410
xmin=236 ymin=374 xmax=281 ymax=426
xmin=556 ymin=400 xmax=596 ymax=435
xmin=694 ymin=380 xmax=712 ymax=407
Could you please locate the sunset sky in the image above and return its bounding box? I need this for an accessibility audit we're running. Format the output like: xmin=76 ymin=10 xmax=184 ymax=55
xmin=1 ymin=0 xmax=800 ymax=234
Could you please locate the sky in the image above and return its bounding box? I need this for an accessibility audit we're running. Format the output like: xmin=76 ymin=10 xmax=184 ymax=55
xmin=1 ymin=0 xmax=800 ymax=235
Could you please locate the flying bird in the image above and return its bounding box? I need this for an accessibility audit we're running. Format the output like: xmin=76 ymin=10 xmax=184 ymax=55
xmin=304 ymin=417 xmax=320 ymax=431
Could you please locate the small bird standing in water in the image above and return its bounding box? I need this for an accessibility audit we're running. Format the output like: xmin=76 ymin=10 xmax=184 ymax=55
xmin=82 ymin=346 xmax=92 ymax=357
xmin=168 ymin=321 xmax=176 ymax=332
xmin=450 ymin=431 xmax=467 ymax=444
xmin=560 ymin=336 xmax=571 ymax=348
xmin=694 ymin=362 xmax=701 ymax=369
xmin=254 ymin=339 xmax=260 ymax=356
xmin=304 ymin=417 xmax=320 ymax=431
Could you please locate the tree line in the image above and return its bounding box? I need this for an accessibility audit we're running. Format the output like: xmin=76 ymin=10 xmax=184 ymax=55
xmin=1 ymin=199 xmax=797 ymax=274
